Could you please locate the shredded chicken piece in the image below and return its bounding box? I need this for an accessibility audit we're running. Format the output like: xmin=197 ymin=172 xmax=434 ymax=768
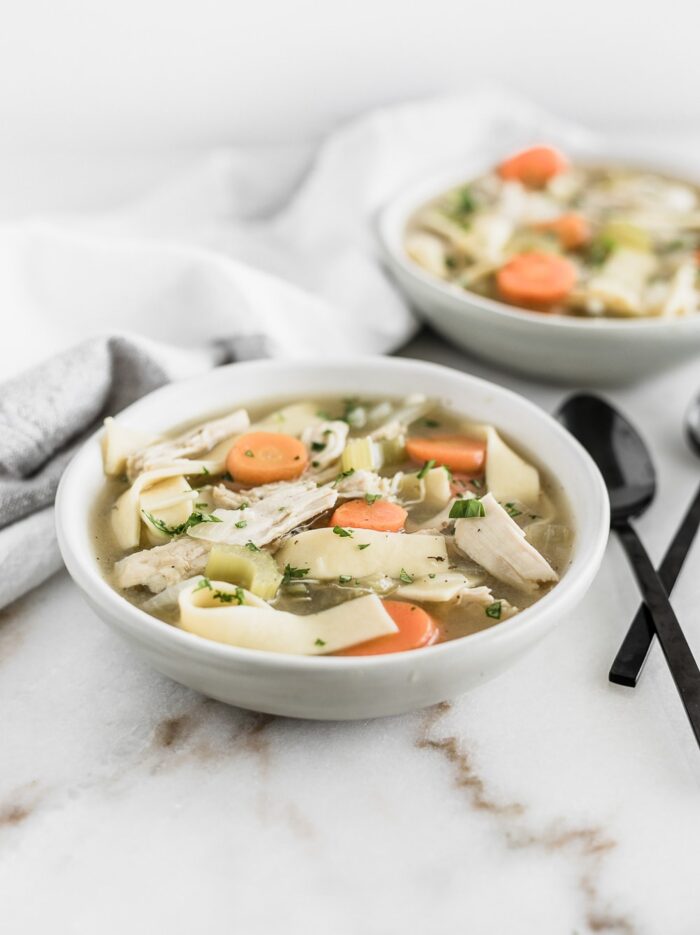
xmin=190 ymin=481 xmax=337 ymax=546
xmin=114 ymin=538 xmax=211 ymax=593
xmin=334 ymin=469 xmax=403 ymax=501
xmin=454 ymin=493 xmax=558 ymax=592
xmin=302 ymin=420 xmax=349 ymax=471
xmin=127 ymin=409 xmax=249 ymax=480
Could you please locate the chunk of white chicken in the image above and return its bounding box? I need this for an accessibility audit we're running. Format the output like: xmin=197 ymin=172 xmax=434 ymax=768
xmin=187 ymin=481 xmax=338 ymax=547
xmin=662 ymin=261 xmax=698 ymax=318
xmin=586 ymin=248 xmax=657 ymax=316
xmin=302 ymin=420 xmax=349 ymax=471
xmin=114 ymin=537 xmax=211 ymax=593
xmin=115 ymin=480 xmax=338 ymax=593
xmin=405 ymin=232 xmax=449 ymax=278
xmin=334 ymin=469 xmax=403 ymax=501
xmin=126 ymin=409 xmax=249 ymax=480
xmin=454 ymin=493 xmax=558 ymax=593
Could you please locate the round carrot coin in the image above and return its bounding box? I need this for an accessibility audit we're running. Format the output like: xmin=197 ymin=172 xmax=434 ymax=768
xmin=330 ymin=499 xmax=407 ymax=533
xmin=496 ymin=252 xmax=576 ymax=308
xmin=405 ymin=436 xmax=486 ymax=474
xmin=338 ymin=600 xmax=439 ymax=656
xmin=497 ymin=145 xmax=569 ymax=188
xmin=226 ymin=432 xmax=308 ymax=485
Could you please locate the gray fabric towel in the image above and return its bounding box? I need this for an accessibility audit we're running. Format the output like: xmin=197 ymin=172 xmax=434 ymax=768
xmin=0 ymin=334 xmax=264 ymax=609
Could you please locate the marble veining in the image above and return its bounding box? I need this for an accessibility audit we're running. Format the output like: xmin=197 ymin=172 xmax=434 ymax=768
xmin=3 ymin=336 xmax=700 ymax=934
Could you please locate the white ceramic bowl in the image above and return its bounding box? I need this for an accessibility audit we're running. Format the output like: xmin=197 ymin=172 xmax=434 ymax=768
xmin=56 ymin=357 xmax=609 ymax=720
xmin=377 ymin=160 xmax=700 ymax=385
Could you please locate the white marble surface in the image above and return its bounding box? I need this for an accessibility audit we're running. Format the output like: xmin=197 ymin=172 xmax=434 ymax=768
xmin=1 ymin=331 xmax=699 ymax=934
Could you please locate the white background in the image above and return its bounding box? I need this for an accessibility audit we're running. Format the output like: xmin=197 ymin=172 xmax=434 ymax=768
xmin=0 ymin=0 xmax=698 ymax=215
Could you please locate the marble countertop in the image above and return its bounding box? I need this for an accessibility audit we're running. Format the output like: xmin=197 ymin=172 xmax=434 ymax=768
xmin=3 ymin=331 xmax=700 ymax=935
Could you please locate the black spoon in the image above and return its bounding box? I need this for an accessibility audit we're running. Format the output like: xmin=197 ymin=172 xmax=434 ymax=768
xmin=610 ymin=394 xmax=700 ymax=686
xmin=558 ymin=393 xmax=700 ymax=747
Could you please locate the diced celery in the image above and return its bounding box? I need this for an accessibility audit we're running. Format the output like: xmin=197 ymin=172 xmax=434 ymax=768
xmin=205 ymin=545 xmax=282 ymax=601
xmin=341 ymin=437 xmax=382 ymax=472
xmin=601 ymin=221 xmax=651 ymax=252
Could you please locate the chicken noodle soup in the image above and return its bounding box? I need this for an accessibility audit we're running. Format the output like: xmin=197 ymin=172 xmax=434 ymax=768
xmin=406 ymin=145 xmax=700 ymax=319
xmin=95 ymin=395 xmax=574 ymax=655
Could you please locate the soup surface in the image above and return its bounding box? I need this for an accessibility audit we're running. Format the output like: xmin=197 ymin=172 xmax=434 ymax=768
xmin=406 ymin=145 xmax=700 ymax=319
xmin=95 ymin=394 xmax=573 ymax=656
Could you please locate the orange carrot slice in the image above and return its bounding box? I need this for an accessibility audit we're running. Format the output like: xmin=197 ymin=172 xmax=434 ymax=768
xmin=405 ymin=436 xmax=486 ymax=474
xmin=338 ymin=600 xmax=438 ymax=656
xmin=496 ymin=252 xmax=576 ymax=308
xmin=329 ymin=498 xmax=407 ymax=533
xmin=497 ymin=145 xmax=569 ymax=188
xmin=226 ymin=432 xmax=308 ymax=485
xmin=535 ymin=213 xmax=591 ymax=250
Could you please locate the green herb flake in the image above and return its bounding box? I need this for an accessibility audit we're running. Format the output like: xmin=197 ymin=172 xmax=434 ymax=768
xmin=417 ymin=459 xmax=436 ymax=480
xmin=244 ymin=449 xmax=255 ymax=458
xmin=312 ymin=460 xmax=320 ymax=468
xmin=245 ymin=540 xmax=261 ymax=552
xmin=424 ymin=418 xmax=440 ymax=428
xmin=399 ymin=568 xmax=414 ymax=584
xmin=240 ymin=501 xmax=249 ymax=510
xmin=316 ymin=409 xmax=331 ymax=420
xmin=334 ymin=468 xmax=355 ymax=485
xmin=471 ymin=478 xmax=483 ymax=489
xmin=485 ymin=601 xmax=502 ymax=620
xmin=504 ymin=502 xmax=522 ymax=518
xmin=201 ymin=466 xmax=210 ymax=476
xmin=235 ymin=520 xmax=247 ymax=528
xmin=311 ymin=441 xmax=326 ymax=452
xmin=449 ymin=498 xmax=485 ymax=519
xmin=364 ymin=493 xmax=381 ymax=505
xmin=338 ymin=574 xmax=353 ymax=584
xmin=333 ymin=526 xmax=353 ymax=538
xmin=282 ymin=564 xmax=310 ymax=585
xmin=194 ymin=577 xmax=212 ymax=592
xmin=196 ymin=502 xmax=208 ymax=509
xmin=314 ymin=638 xmax=326 ymax=647
xmin=428 ymin=573 xmax=436 ymax=579
xmin=144 ymin=510 xmax=222 ymax=537
xmin=357 ymin=543 xmax=371 ymax=550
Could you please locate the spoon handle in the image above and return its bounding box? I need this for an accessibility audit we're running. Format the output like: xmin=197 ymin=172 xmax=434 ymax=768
xmin=615 ymin=518 xmax=700 ymax=747
xmin=610 ymin=482 xmax=700 ymax=687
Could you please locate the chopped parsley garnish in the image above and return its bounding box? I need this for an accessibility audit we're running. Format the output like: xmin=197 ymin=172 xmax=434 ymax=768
xmin=338 ymin=574 xmax=353 ymax=584
xmin=201 ymin=466 xmax=210 ymax=475
xmin=314 ymin=638 xmax=326 ymax=647
xmin=364 ymin=492 xmax=381 ymax=505
xmin=333 ymin=526 xmax=353 ymax=538
xmin=334 ymin=468 xmax=355 ymax=485
xmin=245 ymin=540 xmax=261 ymax=552
xmin=588 ymin=235 xmax=616 ymax=266
xmin=240 ymin=502 xmax=249 ymax=510
xmin=399 ymin=568 xmax=414 ymax=584
xmin=417 ymin=459 xmax=436 ymax=479
xmin=424 ymin=418 xmax=440 ymax=428
xmin=323 ymin=429 xmax=332 ymax=436
xmin=445 ymin=256 xmax=457 ymax=271
xmin=471 ymin=478 xmax=483 ymax=489
xmin=196 ymin=502 xmax=208 ymax=509
xmin=316 ymin=409 xmax=331 ymax=420
xmin=194 ymin=578 xmax=244 ymax=605
xmin=244 ymin=449 xmax=254 ymax=458
xmin=311 ymin=441 xmax=326 ymax=452
xmin=453 ymin=185 xmax=476 ymax=216
xmin=485 ymin=601 xmax=502 ymax=620
xmin=357 ymin=543 xmax=370 ymax=550
xmin=282 ymin=564 xmax=309 ymax=584
xmin=449 ymin=498 xmax=485 ymax=519
xmin=504 ymin=502 xmax=522 ymax=518
xmin=235 ymin=520 xmax=247 ymax=528
xmin=312 ymin=460 xmax=320 ymax=468
xmin=144 ymin=510 xmax=221 ymax=537
xmin=428 ymin=573 xmax=436 ymax=579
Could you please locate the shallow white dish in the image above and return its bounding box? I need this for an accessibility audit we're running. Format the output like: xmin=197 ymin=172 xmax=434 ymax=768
xmin=377 ymin=159 xmax=700 ymax=385
xmin=56 ymin=357 xmax=609 ymax=720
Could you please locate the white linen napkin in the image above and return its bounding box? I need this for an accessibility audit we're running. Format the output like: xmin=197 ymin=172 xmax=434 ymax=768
xmin=0 ymin=88 xmax=593 ymax=608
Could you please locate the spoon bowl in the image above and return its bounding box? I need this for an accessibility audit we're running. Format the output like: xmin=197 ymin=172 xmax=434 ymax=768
xmin=557 ymin=395 xmax=656 ymax=526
